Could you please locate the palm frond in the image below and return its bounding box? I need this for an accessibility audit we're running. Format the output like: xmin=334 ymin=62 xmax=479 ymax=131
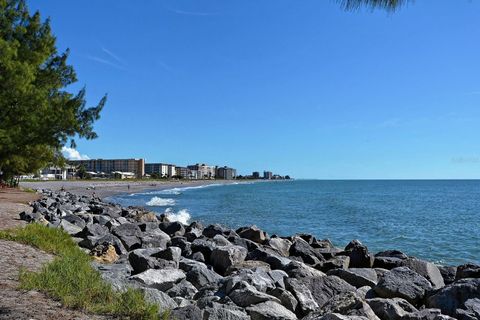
xmin=338 ymin=0 xmax=413 ymax=11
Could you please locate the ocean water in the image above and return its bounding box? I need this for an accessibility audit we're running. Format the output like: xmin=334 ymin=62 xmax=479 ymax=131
xmin=110 ymin=180 xmax=480 ymax=265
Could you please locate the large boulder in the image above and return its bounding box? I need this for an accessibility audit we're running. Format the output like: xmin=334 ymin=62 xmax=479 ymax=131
xmin=295 ymin=276 xmax=357 ymax=310
xmin=456 ymin=264 xmax=480 ymax=280
xmin=268 ymin=237 xmax=292 ymax=257
xmin=237 ymin=225 xmax=268 ymax=244
xmin=284 ymin=261 xmax=326 ymax=279
xmin=426 ymin=278 xmax=480 ymax=317
xmin=345 ymin=240 xmax=374 ymax=268
xmin=304 ymin=292 xmax=379 ymax=320
xmin=152 ymin=246 xmax=182 ymax=262
xmin=455 ymin=298 xmax=480 ymax=320
xmin=58 ymin=219 xmax=83 ymax=236
xmin=328 ymin=268 xmax=378 ymax=288
xmin=170 ymin=305 xmax=204 ymax=320
xmin=229 ymin=282 xmax=281 ymax=307
xmin=130 ymin=268 xmax=186 ymax=291
xmin=246 ymin=247 xmax=292 ymax=270
xmin=401 ymin=258 xmax=445 ymax=289
xmin=289 ymin=237 xmax=325 ymax=266
xmin=160 ymin=221 xmax=185 ymax=237
xmin=62 ymin=214 xmax=86 ymax=229
xmin=367 ymin=297 xmax=418 ymax=320
xmin=211 ymin=245 xmax=248 ymax=275
xmin=321 ymin=256 xmax=351 ymax=272
xmin=179 ymin=258 xmax=223 ymax=289
xmin=142 ymin=287 xmax=177 ymax=311
xmin=165 ymin=279 xmax=198 ymax=299
xmin=203 ymin=224 xmax=228 ymax=238
xmin=284 ymin=277 xmax=319 ymax=315
xmin=374 ymin=267 xmax=432 ymax=306
xmin=128 ymin=248 xmax=163 ymax=274
xmin=191 ymin=238 xmax=217 ymax=262
xmin=438 ymin=266 xmax=457 ymax=285
xmin=203 ymin=303 xmax=250 ymax=320
xmin=269 ymin=287 xmax=298 ymax=312
xmin=246 ymin=301 xmax=298 ymax=320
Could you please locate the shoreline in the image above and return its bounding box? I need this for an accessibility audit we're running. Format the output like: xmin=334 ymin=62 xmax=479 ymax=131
xmin=20 ymin=179 xmax=258 ymax=199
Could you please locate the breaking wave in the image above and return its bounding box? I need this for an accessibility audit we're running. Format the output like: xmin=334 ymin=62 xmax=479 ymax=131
xmin=136 ymin=183 xmax=224 ymax=196
xmin=146 ymin=197 xmax=176 ymax=206
xmin=164 ymin=208 xmax=191 ymax=225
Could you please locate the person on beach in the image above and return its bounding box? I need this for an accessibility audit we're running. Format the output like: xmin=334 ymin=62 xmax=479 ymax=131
xmin=128 ymin=184 xmax=130 ymax=190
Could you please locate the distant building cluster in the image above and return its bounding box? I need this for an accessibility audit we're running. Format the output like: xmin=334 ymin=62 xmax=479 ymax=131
xmin=36 ymin=157 xmax=289 ymax=181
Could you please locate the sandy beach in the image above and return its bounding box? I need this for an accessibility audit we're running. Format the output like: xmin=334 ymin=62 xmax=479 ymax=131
xmin=19 ymin=179 xmax=241 ymax=199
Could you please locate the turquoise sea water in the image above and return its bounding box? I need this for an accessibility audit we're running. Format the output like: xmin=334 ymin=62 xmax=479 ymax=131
xmin=110 ymin=180 xmax=480 ymax=265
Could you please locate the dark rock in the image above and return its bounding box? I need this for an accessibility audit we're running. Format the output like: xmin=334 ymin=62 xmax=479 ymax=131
xmin=246 ymin=247 xmax=292 ymax=270
xmin=191 ymin=238 xmax=217 ymax=262
xmin=119 ymin=235 xmax=142 ymax=251
xmin=79 ymin=233 xmax=127 ymax=255
xmin=289 ymin=237 xmax=325 ymax=265
xmin=237 ymin=225 xmax=268 ymax=244
xmin=180 ymin=258 xmax=223 ymax=289
xmin=170 ymin=305 xmax=204 ymax=320
xmin=138 ymin=222 xmax=159 ymax=232
xmin=93 ymin=215 xmax=112 ymax=226
xmin=320 ymin=256 xmax=350 ymax=272
xmin=426 ymin=278 xmax=480 ymax=317
xmin=367 ymin=297 xmax=418 ymax=320
xmin=269 ymin=287 xmax=298 ymax=312
xmin=128 ymin=248 xmax=162 ymax=274
xmin=140 ymin=229 xmax=170 ymax=249
xmin=305 ymin=291 xmax=378 ymax=320
xmin=374 ymin=267 xmax=432 ymax=306
xmin=77 ymin=223 xmax=109 ymax=238
xmin=165 ymin=279 xmax=198 ymax=299
xmin=283 ymin=261 xmax=326 ymax=279
xmin=438 ymin=266 xmax=457 ymax=285
xmin=203 ymin=303 xmax=250 ymax=320
xmin=296 ymin=276 xmax=356 ymax=310
xmin=375 ymin=250 xmax=408 ymax=259
xmin=455 ymin=298 xmax=480 ymax=320
xmin=246 ymin=301 xmax=297 ymax=320
xmin=211 ymin=245 xmax=248 ymax=275
xmin=142 ymin=287 xmax=177 ymax=311
xmin=456 ymin=264 xmax=480 ymax=280
xmin=160 ymin=221 xmax=185 ymax=237
xmin=328 ymin=268 xmax=378 ymax=288
xmin=112 ymin=223 xmax=142 ymax=238
xmin=153 ymin=246 xmax=181 ymax=262
xmin=62 ymin=214 xmax=86 ymax=229
xmin=203 ymin=224 xmax=228 ymax=238
xmin=374 ymin=257 xmax=406 ymax=270
xmin=229 ymin=236 xmax=260 ymax=252
xmin=345 ymin=240 xmax=374 ymax=268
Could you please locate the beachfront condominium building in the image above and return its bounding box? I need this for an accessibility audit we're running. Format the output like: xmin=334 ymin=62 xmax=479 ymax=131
xmin=263 ymin=171 xmax=273 ymax=180
xmin=145 ymin=163 xmax=176 ymax=178
xmin=252 ymin=172 xmax=260 ymax=179
xmin=69 ymin=158 xmax=145 ymax=178
xmin=187 ymin=163 xmax=216 ymax=179
xmin=216 ymin=166 xmax=237 ymax=180
xmin=175 ymin=167 xmax=197 ymax=179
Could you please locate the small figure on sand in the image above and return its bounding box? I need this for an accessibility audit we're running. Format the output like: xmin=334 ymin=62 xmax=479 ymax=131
xmin=128 ymin=184 xmax=130 ymax=190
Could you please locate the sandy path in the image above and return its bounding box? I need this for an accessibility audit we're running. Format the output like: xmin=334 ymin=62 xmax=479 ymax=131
xmin=0 ymin=188 xmax=113 ymax=320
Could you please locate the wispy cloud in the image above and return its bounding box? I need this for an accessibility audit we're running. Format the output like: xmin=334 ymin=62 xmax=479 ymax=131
xmin=86 ymin=47 xmax=127 ymax=70
xmin=165 ymin=5 xmax=219 ymax=16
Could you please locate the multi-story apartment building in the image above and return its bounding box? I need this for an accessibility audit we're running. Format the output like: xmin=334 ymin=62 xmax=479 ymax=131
xmin=216 ymin=166 xmax=237 ymax=180
xmin=175 ymin=167 xmax=194 ymax=179
xmin=187 ymin=163 xmax=216 ymax=179
xmin=263 ymin=171 xmax=273 ymax=180
xmin=145 ymin=163 xmax=177 ymax=178
xmin=252 ymin=172 xmax=260 ymax=179
xmin=69 ymin=158 xmax=145 ymax=178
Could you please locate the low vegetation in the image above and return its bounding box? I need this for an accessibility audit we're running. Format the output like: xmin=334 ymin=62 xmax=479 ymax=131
xmin=0 ymin=223 xmax=168 ymax=320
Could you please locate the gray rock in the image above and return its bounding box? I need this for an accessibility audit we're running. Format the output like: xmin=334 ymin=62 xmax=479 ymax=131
xmin=180 ymin=259 xmax=223 ymax=289
xmin=93 ymin=261 xmax=134 ymax=292
xmin=112 ymin=223 xmax=142 ymax=238
xmin=401 ymin=258 xmax=445 ymax=289
xmin=246 ymin=247 xmax=292 ymax=270
xmin=237 ymin=225 xmax=268 ymax=244
xmin=374 ymin=267 xmax=432 ymax=306
xmin=328 ymin=268 xmax=378 ymax=288
xmin=321 ymin=256 xmax=351 ymax=272
xmin=269 ymin=287 xmax=298 ymax=312
xmin=285 ymin=278 xmax=319 ymax=315
xmin=295 ymin=276 xmax=356 ymax=310
xmin=128 ymin=248 xmax=162 ymax=274
xmin=226 ymin=260 xmax=271 ymax=275
xmin=269 ymin=269 xmax=288 ymax=289
xmin=225 ymin=268 xmax=277 ymax=293
xmin=426 ymin=278 xmax=480 ymax=317
xmin=153 ymin=246 xmax=182 ymax=262
xmin=367 ymin=297 xmax=418 ymax=320
xmin=79 ymin=233 xmax=127 ymax=255
xmin=213 ymin=234 xmax=232 ymax=246
xmin=78 ymin=223 xmax=109 ymax=238
xmin=203 ymin=304 xmax=251 ymax=320
xmin=284 ymin=261 xmax=326 ymax=279
xmin=191 ymin=238 xmax=217 ymax=261
xmin=140 ymin=228 xmax=170 ymax=249
xmin=268 ymin=237 xmax=292 ymax=257
xmin=58 ymin=219 xmax=83 ymax=236
xmin=62 ymin=214 xmax=86 ymax=229
xmin=203 ymin=224 xmax=228 ymax=238
xmin=456 ymin=298 xmax=480 ymax=320
xmin=160 ymin=221 xmax=185 ymax=236
xmin=246 ymin=301 xmax=297 ymax=320
xmin=211 ymin=245 xmax=248 ymax=275
xmin=130 ymin=268 xmax=186 ymax=291
xmin=142 ymin=287 xmax=178 ymax=310
xmin=229 ymin=236 xmax=260 ymax=252
xmin=170 ymin=305 xmax=204 ymax=320
xmin=229 ymin=282 xmax=281 ymax=307
xmin=313 ymin=314 xmax=369 ymax=320
xmin=165 ymin=279 xmax=198 ymax=299
xmin=305 ymin=292 xmax=379 ymax=320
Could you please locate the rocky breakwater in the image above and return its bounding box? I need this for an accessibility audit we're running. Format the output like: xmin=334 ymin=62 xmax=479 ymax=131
xmin=19 ymin=190 xmax=480 ymax=320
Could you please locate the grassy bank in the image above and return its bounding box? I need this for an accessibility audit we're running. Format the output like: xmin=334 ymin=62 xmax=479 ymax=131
xmin=0 ymin=224 xmax=169 ymax=320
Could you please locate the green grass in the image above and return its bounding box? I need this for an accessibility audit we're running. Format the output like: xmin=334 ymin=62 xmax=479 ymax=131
xmin=0 ymin=224 xmax=169 ymax=320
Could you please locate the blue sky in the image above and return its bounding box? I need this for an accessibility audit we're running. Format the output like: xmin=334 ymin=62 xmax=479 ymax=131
xmin=31 ymin=1 xmax=480 ymax=179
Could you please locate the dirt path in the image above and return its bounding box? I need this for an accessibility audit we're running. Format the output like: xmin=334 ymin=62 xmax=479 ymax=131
xmin=0 ymin=188 xmax=113 ymax=320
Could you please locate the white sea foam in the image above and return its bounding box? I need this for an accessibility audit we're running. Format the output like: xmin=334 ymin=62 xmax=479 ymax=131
xmin=136 ymin=183 xmax=224 ymax=196
xmin=146 ymin=197 xmax=176 ymax=206
xmin=164 ymin=208 xmax=191 ymax=225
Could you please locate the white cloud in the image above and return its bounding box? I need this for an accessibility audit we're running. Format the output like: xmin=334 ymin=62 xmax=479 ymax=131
xmin=62 ymin=147 xmax=90 ymax=160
